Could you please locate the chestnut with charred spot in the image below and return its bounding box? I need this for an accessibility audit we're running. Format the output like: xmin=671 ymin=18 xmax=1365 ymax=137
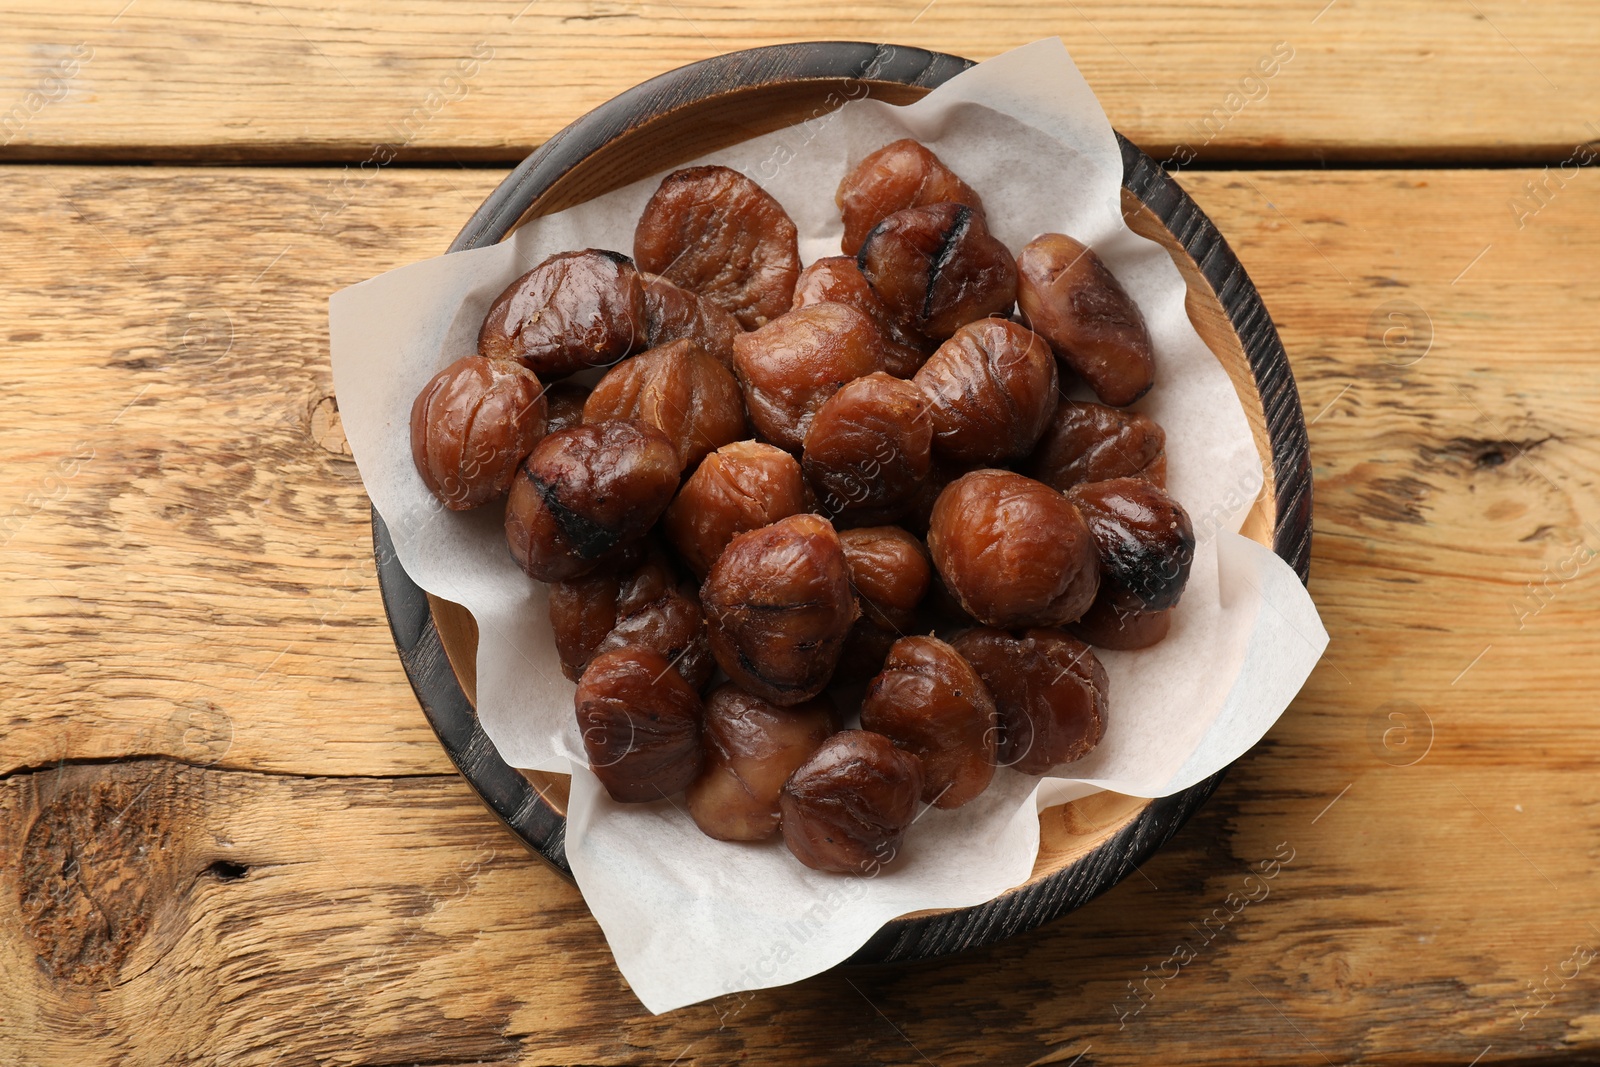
xmin=700 ymin=513 xmax=858 ymax=706
xmin=857 ymin=202 xmax=1017 ymax=345
xmin=1066 ymin=477 xmax=1195 ymax=612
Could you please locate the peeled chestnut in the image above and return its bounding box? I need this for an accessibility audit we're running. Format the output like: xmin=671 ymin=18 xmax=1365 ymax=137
xmin=1066 ymin=477 xmax=1195 ymax=612
xmin=478 ymin=249 xmax=645 ymax=379
xmin=640 ymin=272 xmax=742 ymax=370
xmin=913 ymin=318 xmax=1059 ymax=464
xmin=410 ymin=355 xmax=547 ymax=511
xmin=779 ymin=730 xmax=924 ymax=874
xmin=860 ymin=636 xmax=997 ymax=808
xmin=551 ymin=547 xmax=714 ymax=687
xmin=1067 ymin=597 xmax=1173 ymax=651
xmin=803 ymin=371 xmax=932 ymax=526
xmin=732 ymin=303 xmax=882 ymax=452
xmin=839 ymin=526 xmax=931 ymax=632
xmin=583 ymin=339 xmax=746 ymax=470
xmin=1016 ymin=234 xmax=1155 ymax=406
xmin=505 ymin=419 xmax=681 ymax=581
xmin=701 ymin=513 xmax=858 ymax=706
xmin=543 ymin=381 xmax=591 ymax=435
xmin=835 ymin=526 xmax=933 ymax=681
xmin=927 ymin=470 xmax=1099 ymax=628
xmin=686 ymin=685 xmax=836 ymax=841
xmin=663 ymin=440 xmax=807 ymax=579
xmin=1029 ymin=399 xmax=1167 ymax=490
xmin=792 ymin=256 xmax=928 ymax=377
xmin=949 ymin=627 xmax=1107 ymax=775
xmin=576 ymin=646 xmax=704 ymax=803
xmin=836 ymin=139 xmax=985 ymax=256
xmin=634 ymin=165 xmax=801 ymax=330
xmin=857 ymin=202 xmax=1017 ymax=345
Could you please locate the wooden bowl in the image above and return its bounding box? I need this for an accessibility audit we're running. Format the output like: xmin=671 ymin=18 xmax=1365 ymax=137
xmin=373 ymin=42 xmax=1312 ymax=964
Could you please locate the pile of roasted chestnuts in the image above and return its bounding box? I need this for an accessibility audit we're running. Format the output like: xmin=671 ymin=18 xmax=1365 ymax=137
xmin=410 ymin=140 xmax=1196 ymax=874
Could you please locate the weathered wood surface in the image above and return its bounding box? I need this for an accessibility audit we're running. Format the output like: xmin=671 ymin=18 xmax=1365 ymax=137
xmin=2 ymin=164 xmax=1598 ymax=1063
xmin=2 ymin=1 xmax=1598 ymax=164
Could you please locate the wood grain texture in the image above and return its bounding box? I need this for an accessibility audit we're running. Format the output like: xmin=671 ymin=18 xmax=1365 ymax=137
xmin=2 ymin=1 xmax=1599 ymax=163
xmin=3 ymin=165 xmax=1599 ymax=1063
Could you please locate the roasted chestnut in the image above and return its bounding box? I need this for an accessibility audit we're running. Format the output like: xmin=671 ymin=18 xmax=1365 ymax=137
xmin=640 ymin=272 xmax=742 ymax=370
xmin=835 ymin=525 xmax=933 ymax=681
xmin=949 ymin=627 xmax=1107 ymax=775
xmin=1067 ymin=597 xmax=1173 ymax=651
xmin=550 ymin=547 xmax=714 ymax=687
xmin=478 ymin=249 xmax=645 ymax=379
xmin=504 ymin=419 xmax=681 ymax=581
xmin=860 ymin=636 xmax=997 ymax=808
xmin=836 ymin=139 xmax=985 ymax=256
xmin=732 ymin=302 xmax=881 ymax=452
xmin=634 ymin=165 xmax=801 ymax=330
xmin=1065 ymin=477 xmax=1195 ymax=612
xmin=802 ymin=371 xmax=932 ymax=525
xmin=583 ymin=338 xmax=746 ymax=470
xmin=701 ymin=513 xmax=858 ymax=706
xmin=913 ymin=318 xmax=1059 ymax=464
xmin=1029 ymin=399 xmax=1167 ymax=490
xmin=410 ymin=355 xmax=547 ymax=510
xmin=1016 ymin=234 xmax=1155 ymax=406
xmin=926 ymin=470 xmax=1099 ymax=627
xmin=839 ymin=525 xmax=932 ymax=633
xmin=543 ymin=381 xmax=592 ymax=435
xmin=662 ymin=440 xmax=807 ymax=579
xmin=857 ymin=202 xmax=1017 ymax=345
xmin=575 ymin=646 xmax=704 ymax=803
xmin=792 ymin=256 xmax=928 ymax=377
xmin=686 ymin=685 xmax=836 ymax=841
xmin=779 ymin=730 xmax=924 ymax=873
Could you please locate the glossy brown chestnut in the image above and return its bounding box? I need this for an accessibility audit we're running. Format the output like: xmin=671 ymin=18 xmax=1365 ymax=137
xmin=1067 ymin=596 xmax=1173 ymax=651
xmin=686 ymin=685 xmax=836 ymax=841
xmin=1016 ymin=234 xmax=1155 ymax=407
xmin=1066 ymin=477 xmax=1195 ymax=612
xmin=836 ymin=139 xmax=986 ymax=256
xmin=949 ymin=627 xmax=1108 ymax=775
xmin=857 ymin=202 xmax=1017 ymax=345
xmin=700 ymin=513 xmax=858 ymax=706
xmin=732 ymin=303 xmax=881 ymax=452
xmin=926 ymin=470 xmax=1099 ymax=628
xmin=478 ymin=249 xmax=645 ymax=379
xmin=839 ymin=526 xmax=931 ymax=633
xmin=550 ymin=547 xmax=714 ymax=687
xmin=913 ymin=318 xmax=1059 ymax=464
xmin=1029 ymin=399 xmax=1167 ymax=491
xmin=504 ymin=419 xmax=681 ymax=581
xmin=779 ymin=730 xmax=925 ymax=874
xmin=583 ymin=338 xmax=746 ymax=470
xmin=662 ymin=440 xmax=807 ymax=579
xmin=803 ymin=372 xmax=932 ymax=526
xmin=409 ymin=355 xmax=548 ymax=511
xmin=633 ymin=165 xmax=800 ymax=330
xmin=639 ymin=272 xmax=743 ymax=370
xmin=860 ymin=636 xmax=997 ymax=808
xmin=542 ymin=381 xmax=591 ymax=435
xmin=575 ymin=646 xmax=704 ymax=803
xmin=791 ymin=256 xmax=928 ymax=377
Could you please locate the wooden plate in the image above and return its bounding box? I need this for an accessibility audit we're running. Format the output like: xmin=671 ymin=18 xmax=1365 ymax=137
xmin=372 ymin=42 xmax=1312 ymax=965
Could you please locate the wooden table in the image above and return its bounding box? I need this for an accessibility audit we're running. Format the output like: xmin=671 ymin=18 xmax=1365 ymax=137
xmin=3 ymin=4 xmax=1597 ymax=1064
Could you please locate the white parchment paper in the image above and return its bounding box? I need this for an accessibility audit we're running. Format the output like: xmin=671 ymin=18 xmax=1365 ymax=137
xmin=329 ymin=39 xmax=1327 ymax=1013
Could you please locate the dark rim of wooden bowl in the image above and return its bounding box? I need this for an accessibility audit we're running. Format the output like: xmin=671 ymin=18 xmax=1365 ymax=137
xmin=371 ymin=41 xmax=1313 ymax=967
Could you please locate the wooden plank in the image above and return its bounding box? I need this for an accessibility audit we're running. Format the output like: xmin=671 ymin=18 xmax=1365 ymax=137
xmin=1 ymin=1 xmax=1597 ymax=163
xmin=2 ymin=163 xmax=1598 ymax=1060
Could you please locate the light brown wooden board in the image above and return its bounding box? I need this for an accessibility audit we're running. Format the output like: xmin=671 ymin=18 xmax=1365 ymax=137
xmin=1 ymin=1 xmax=1598 ymax=163
xmin=2 ymin=165 xmax=1599 ymax=1064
